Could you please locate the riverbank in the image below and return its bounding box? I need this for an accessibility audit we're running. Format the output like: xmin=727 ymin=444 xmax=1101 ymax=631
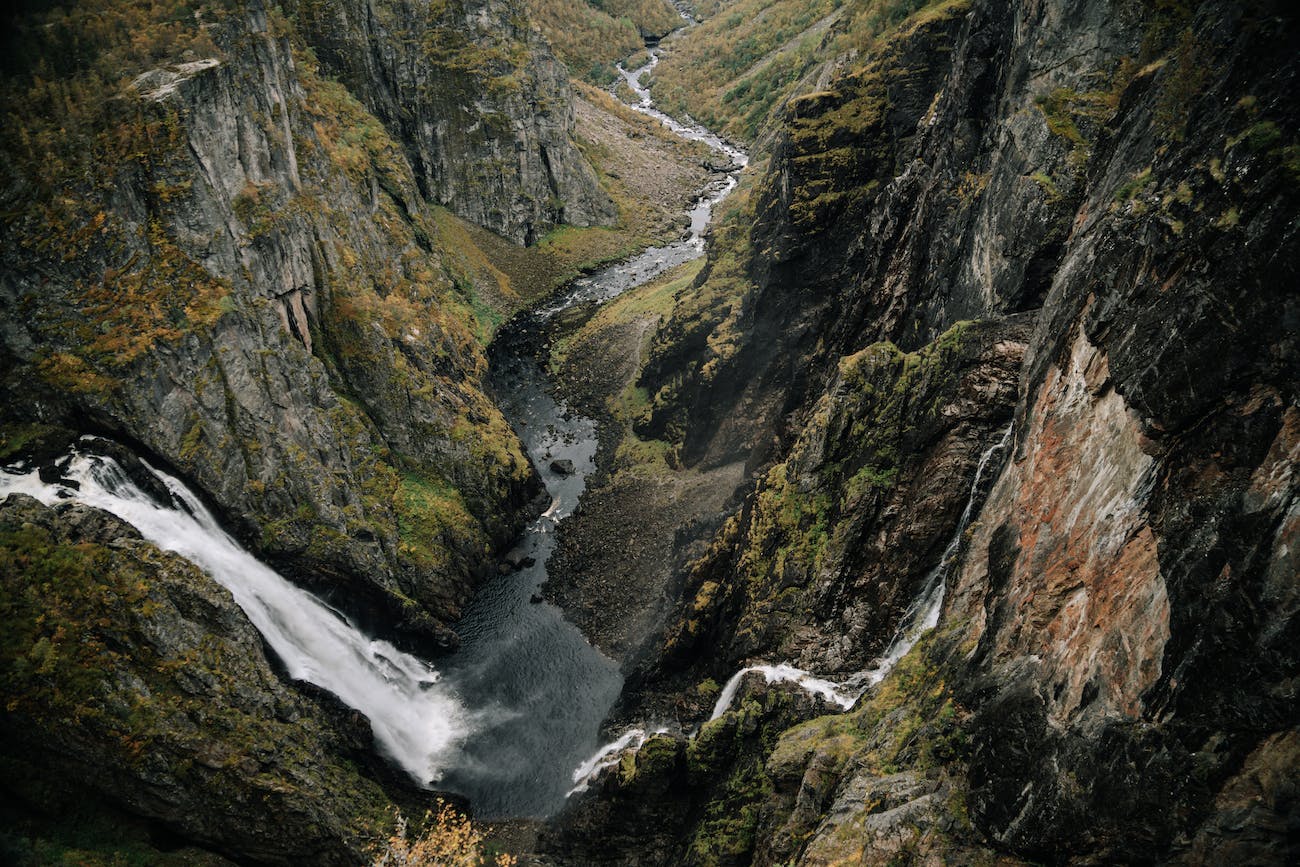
xmin=450 ymin=82 xmax=717 ymax=319
xmin=514 ymin=49 xmax=754 ymax=675
xmin=544 ymin=261 xmax=747 ymax=667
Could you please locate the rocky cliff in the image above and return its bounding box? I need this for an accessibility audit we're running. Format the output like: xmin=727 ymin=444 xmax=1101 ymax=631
xmin=0 ymin=0 xmax=617 ymax=645
xmin=0 ymin=492 xmax=393 ymax=864
xmin=288 ymin=0 xmax=616 ymax=244
xmin=554 ymin=0 xmax=1299 ymax=863
xmin=2 ymin=0 xmax=1296 ymax=862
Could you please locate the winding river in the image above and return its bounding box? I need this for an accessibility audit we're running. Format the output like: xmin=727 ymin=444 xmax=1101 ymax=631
xmin=0 ymin=50 xmax=748 ymax=820
xmin=422 ymin=51 xmax=748 ymax=817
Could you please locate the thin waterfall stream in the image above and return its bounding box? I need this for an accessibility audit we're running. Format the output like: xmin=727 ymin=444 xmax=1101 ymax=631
xmin=707 ymin=423 xmax=1016 ymax=720
xmin=569 ymin=423 xmax=1017 ymax=793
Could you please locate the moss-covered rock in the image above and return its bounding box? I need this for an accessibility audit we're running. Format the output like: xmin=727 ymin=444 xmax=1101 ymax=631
xmin=659 ymin=316 xmax=1028 ymax=675
xmin=0 ymin=494 xmax=396 ymax=864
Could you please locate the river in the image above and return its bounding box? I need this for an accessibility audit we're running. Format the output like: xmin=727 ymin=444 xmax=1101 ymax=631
xmin=403 ymin=50 xmax=747 ymax=817
xmin=0 ymin=49 xmax=747 ymax=821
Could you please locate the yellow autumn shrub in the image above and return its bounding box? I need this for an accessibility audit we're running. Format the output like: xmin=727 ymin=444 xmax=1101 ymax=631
xmin=371 ymin=801 xmax=515 ymax=867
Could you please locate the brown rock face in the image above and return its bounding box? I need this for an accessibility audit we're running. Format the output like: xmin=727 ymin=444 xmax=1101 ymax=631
xmin=958 ymin=324 xmax=1170 ymax=730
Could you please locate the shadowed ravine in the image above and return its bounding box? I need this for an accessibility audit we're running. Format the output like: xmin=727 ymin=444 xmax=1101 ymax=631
xmin=0 ymin=48 xmax=748 ymax=823
xmin=436 ymin=50 xmax=748 ymax=817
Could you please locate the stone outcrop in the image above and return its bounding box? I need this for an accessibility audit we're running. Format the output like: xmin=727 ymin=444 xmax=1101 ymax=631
xmin=658 ymin=316 xmax=1030 ymax=679
xmin=288 ymin=0 xmax=615 ymax=244
xmin=0 ymin=0 xmax=624 ymax=644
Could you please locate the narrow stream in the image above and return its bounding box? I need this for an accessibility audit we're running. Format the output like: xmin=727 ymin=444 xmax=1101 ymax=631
xmin=433 ymin=49 xmax=748 ymax=817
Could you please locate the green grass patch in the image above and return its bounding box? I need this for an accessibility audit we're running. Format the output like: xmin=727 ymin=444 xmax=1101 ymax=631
xmin=395 ymin=471 xmax=476 ymax=569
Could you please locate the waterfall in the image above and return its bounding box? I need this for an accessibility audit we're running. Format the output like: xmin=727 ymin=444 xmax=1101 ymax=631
xmin=847 ymin=421 xmax=1016 ymax=688
xmin=567 ymin=725 xmax=670 ymax=796
xmin=707 ymin=423 xmax=1016 ymax=719
xmin=709 ymin=664 xmax=856 ymax=722
xmin=565 ymin=424 xmax=1016 ymax=790
xmin=0 ymin=447 xmax=469 ymax=786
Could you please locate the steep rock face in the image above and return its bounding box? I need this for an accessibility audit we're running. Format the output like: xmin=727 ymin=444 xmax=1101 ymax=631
xmin=0 ymin=494 xmax=392 ymax=864
xmin=559 ymin=0 xmax=1298 ymax=863
xmin=638 ymin=0 xmax=1140 ymax=468
xmin=658 ymin=317 xmax=1030 ymax=680
xmin=0 ymin=0 xmax=566 ymax=643
xmin=941 ymin=0 xmax=1300 ymax=850
xmin=289 ymin=0 xmax=615 ymax=244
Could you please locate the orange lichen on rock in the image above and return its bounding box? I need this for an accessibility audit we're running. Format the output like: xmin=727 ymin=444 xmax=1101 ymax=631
xmin=956 ymin=325 xmax=1170 ymax=728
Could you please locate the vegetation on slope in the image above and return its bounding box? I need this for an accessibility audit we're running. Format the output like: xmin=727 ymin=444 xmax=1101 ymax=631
xmin=0 ymin=498 xmax=394 ymax=863
xmin=649 ymin=0 xmax=954 ymax=144
xmin=371 ymin=803 xmax=516 ymax=867
xmin=524 ymin=0 xmax=682 ymax=83
xmin=661 ymin=323 xmax=971 ymax=662
xmin=636 ymin=0 xmax=971 ymax=458
xmin=0 ymin=0 xmax=553 ymax=649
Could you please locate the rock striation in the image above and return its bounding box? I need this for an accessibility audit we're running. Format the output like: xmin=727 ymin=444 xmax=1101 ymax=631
xmin=0 ymin=0 xmax=617 ymax=645
xmin=553 ymin=0 xmax=1299 ymax=863
xmin=288 ymin=0 xmax=615 ymax=244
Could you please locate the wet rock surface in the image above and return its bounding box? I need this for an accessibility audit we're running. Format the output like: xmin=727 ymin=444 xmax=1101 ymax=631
xmin=0 ymin=494 xmax=397 ymax=864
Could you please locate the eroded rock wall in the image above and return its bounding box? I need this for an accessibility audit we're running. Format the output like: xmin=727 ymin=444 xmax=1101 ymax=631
xmin=288 ymin=0 xmax=615 ymax=244
xmin=0 ymin=0 xmax=621 ymax=642
xmin=556 ymin=0 xmax=1299 ymax=863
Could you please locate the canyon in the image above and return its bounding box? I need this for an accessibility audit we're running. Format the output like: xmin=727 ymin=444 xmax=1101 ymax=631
xmin=1 ymin=0 xmax=1296 ymax=865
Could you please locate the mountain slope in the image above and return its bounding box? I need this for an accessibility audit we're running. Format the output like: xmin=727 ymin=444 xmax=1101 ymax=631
xmin=552 ymin=0 xmax=1300 ymax=862
xmin=0 ymin=0 xmax=617 ymax=645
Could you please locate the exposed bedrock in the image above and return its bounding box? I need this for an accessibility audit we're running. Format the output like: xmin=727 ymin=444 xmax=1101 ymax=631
xmin=552 ymin=0 xmax=1299 ymax=863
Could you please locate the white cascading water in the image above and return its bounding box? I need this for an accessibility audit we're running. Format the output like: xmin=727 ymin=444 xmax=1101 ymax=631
xmin=709 ymin=663 xmax=856 ymax=721
xmin=0 ymin=448 xmax=469 ymax=785
xmin=567 ymin=725 xmax=671 ymax=796
xmin=707 ymin=423 xmax=1017 ymax=720
xmin=567 ymin=425 xmax=1017 ymax=792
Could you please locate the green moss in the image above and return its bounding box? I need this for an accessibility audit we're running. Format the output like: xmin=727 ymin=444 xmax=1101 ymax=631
xmin=620 ymin=734 xmax=681 ymax=786
xmin=0 ymin=424 xmax=71 ymax=464
xmin=1239 ymin=120 xmax=1283 ymax=152
xmin=767 ymin=713 xmax=868 ymax=775
xmin=395 ymin=470 xmax=477 ymax=570
xmin=0 ymin=511 xmax=394 ymax=859
xmin=1113 ymin=166 xmax=1154 ymax=203
xmin=1214 ymin=206 xmax=1240 ymax=228
xmin=1030 ymin=171 xmax=1062 ymax=202
xmin=696 ymin=678 xmax=721 ymax=698
xmin=687 ymin=714 xmax=777 ymax=863
xmin=1034 ymin=83 xmax=1121 ymax=171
